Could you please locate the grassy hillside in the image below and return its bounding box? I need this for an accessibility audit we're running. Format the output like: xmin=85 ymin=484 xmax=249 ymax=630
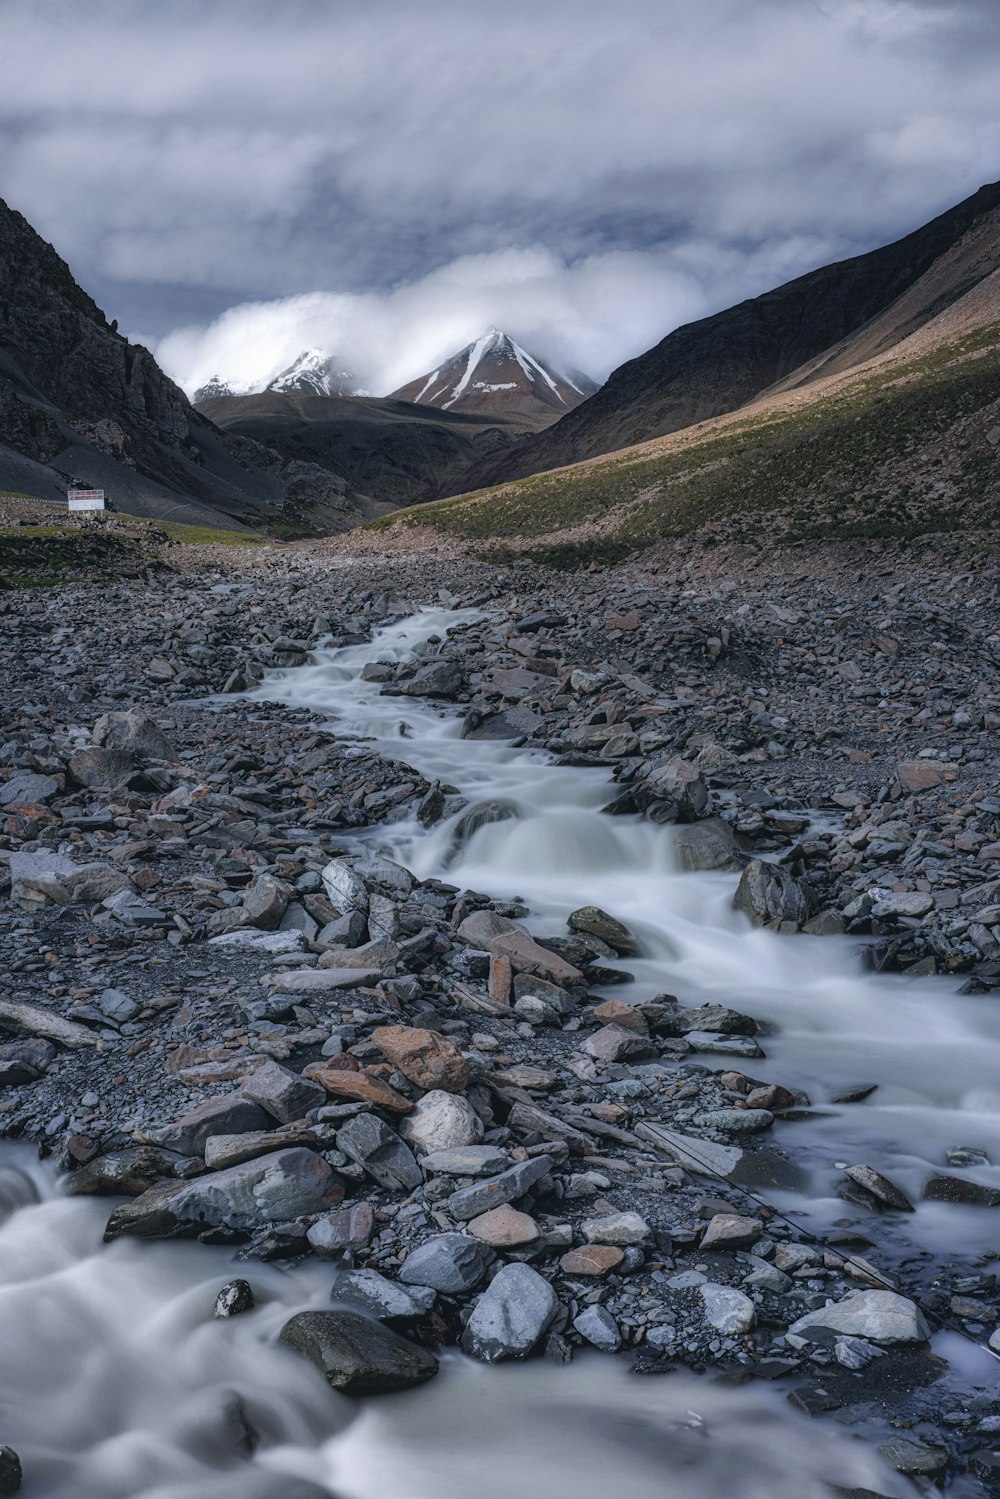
xmin=368 ymin=321 xmax=1000 ymax=567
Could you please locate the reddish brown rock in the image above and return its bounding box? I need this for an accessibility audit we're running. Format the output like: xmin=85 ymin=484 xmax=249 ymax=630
xmin=560 ymin=1245 xmax=625 ymax=1277
xmin=303 ymin=1063 xmax=413 ymax=1113
xmin=592 ymin=999 xmax=648 ymax=1034
xmin=468 ymin=1204 xmax=539 ymax=1247
xmin=700 ymin=1213 xmax=763 ymax=1250
xmin=372 ymin=1025 xmax=470 ymax=1093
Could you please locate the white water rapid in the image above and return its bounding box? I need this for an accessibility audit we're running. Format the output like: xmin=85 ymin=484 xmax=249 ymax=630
xmin=2 ymin=604 xmax=1000 ymax=1497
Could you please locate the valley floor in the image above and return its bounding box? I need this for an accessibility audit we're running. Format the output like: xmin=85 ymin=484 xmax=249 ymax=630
xmin=2 ymin=531 xmax=1000 ymax=1493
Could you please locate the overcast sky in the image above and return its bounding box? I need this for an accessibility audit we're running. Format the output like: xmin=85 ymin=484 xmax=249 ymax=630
xmin=2 ymin=0 xmax=999 ymax=395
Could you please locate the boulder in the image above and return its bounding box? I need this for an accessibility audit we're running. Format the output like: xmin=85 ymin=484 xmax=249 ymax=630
xmin=468 ymin=1205 xmax=539 ymax=1247
xmin=399 ymin=1233 xmax=495 ymax=1294
xmin=733 ymin=860 xmax=810 ymax=927
xmin=560 ymin=1245 xmax=625 ymax=1277
xmin=372 ymin=1025 xmax=470 ymax=1093
xmin=581 ymin=1211 xmax=650 ymax=1246
xmin=399 ymin=1091 xmax=485 ymax=1154
xmin=447 ymin=1154 xmax=553 ymax=1221
xmin=461 ymin=1263 xmax=558 ymax=1363
xmin=573 ymin=1304 xmax=622 ymax=1351
xmin=700 ymin=1282 xmax=756 ymax=1334
xmin=788 ymin=1290 xmax=930 ymax=1345
xmin=307 ymin=1202 xmax=375 ymax=1256
xmin=320 ymin=859 xmax=369 ymax=915
xmin=92 ymin=708 xmax=177 ymax=761
xmin=398 ymin=661 xmax=463 ymax=698
xmin=278 ymin=1310 xmax=438 ymax=1394
xmin=567 ymin=906 xmax=638 ymax=956
xmin=240 ymin=1058 xmax=325 ymax=1124
xmin=331 ymin=1268 xmax=435 ymax=1321
xmin=673 ymin=818 xmax=740 ymax=871
xmin=0 ymin=771 xmax=59 ymax=806
xmin=140 ymin=1094 xmax=270 ymax=1157
xmin=302 ymin=1064 xmax=414 ymax=1113
xmin=581 ymin=1024 xmax=657 ymax=1064
xmin=420 ymin=1144 xmax=508 ymax=1176
xmin=67 ymin=747 xmax=140 ymax=788
xmin=700 ymin=1213 xmax=763 ymax=1250
xmin=336 ymin=1114 xmax=422 ymax=1192
xmin=104 ymin=1148 xmax=342 ymax=1241
xmin=632 ymin=756 xmax=710 ymax=823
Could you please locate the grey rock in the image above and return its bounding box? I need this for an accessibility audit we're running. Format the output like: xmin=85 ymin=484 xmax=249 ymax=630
xmin=96 ymin=987 xmax=140 ymax=1024
xmin=105 ymin=1148 xmax=342 ymax=1241
xmin=632 ymin=756 xmax=710 ymax=823
xmin=337 ymin=1114 xmax=422 ymax=1192
xmin=673 ymin=817 xmax=739 ymax=870
xmin=241 ymin=1058 xmax=325 ymax=1124
xmin=92 ymin=708 xmax=177 ymax=761
xmin=214 ymin=1279 xmax=255 ymax=1317
xmin=567 ymin=906 xmax=638 ymax=955
xmin=398 ymin=1233 xmax=495 ymax=1293
xmin=399 ymin=660 xmax=463 ymax=698
xmin=0 ymin=1445 xmax=21 ymax=1496
xmin=788 ymin=1290 xmax=930 ymax=1345
xmin=733 ymin=860 xmax=810 ymax=927
xmin=695 ymin=1108 xmax=774 ymax=1134
xmin=307 ymin=1202 xmax=375 ymax=1256
xmin=447 ymin=1154 xmax=553 ymax=1221
xmin=0 ymin=771 xmax=59 ymax=806
xmin=321 ymin=859 xmax=369 ymax=915
xmin=420 ymin=1145 xmax=509 ymax=1176
xmin=278 ymin=1310 xmax=438 ymax=1394
xmin=68 ymin=747 xmax=138 ymax=788
xmin=141 ymin=1094 xmax=270 ymax=1157
xmin=461 ymin=1263 xmax=558 ymax=1363
xmin=331 ymin=1268 xmax=435 ymax=1321
xmin=844 ymin=1163 xmax=915 ymax=1211
xmin=573 ymin=1304 xmax=622 ymax=1351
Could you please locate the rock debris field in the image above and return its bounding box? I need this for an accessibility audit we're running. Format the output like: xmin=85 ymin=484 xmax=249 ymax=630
xmin=3 ymin=533 xmax=1000 ymax=1491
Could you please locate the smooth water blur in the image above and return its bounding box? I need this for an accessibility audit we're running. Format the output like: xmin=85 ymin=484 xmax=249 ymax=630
xmin=4 ymin=606 xmax=995 ymax=1498
xmin=258 ymin=608 xmax=1000 ymax=1258
xmin=0 ymin=1147 xmax=916 ymax=1499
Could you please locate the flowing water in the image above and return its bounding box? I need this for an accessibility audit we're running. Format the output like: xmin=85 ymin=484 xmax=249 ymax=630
xmin=2 ymin=604 xmax=1000 ymax=1497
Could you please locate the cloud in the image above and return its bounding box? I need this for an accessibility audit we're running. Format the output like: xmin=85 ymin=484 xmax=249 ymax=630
xmin=1 ymin=0 xmax=999 ymax=383
xmin=152 ymin=236 xmax=852 ymax=395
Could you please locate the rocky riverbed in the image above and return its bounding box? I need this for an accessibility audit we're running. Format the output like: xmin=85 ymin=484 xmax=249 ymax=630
xmin=3 ymin=533 xmax=1000 ymax=1493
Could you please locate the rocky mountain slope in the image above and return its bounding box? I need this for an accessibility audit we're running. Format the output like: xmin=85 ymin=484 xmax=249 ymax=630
xmin=0 ymin=198 xmax=380 ymax=532
xmin=373 ymin=278 xmax=1000 ymax=564
xmin=200 ymin=389 xmax=548 ymax=507
xmin=461 ymin=179 xmax=1000 ymax=492
xmin=390 ymin=329 xmax=596 ymax=420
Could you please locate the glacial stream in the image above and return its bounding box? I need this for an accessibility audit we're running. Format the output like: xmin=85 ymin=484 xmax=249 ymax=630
xmin=2 ymin=604 xmax=1000 ymax=1497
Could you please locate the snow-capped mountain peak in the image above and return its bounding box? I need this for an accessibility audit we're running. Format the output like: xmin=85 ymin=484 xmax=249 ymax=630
xmin=266 ymin=348 xmax=365 ymax=397
xmin=193 ymin=349 xmax=367 ymax=404
xmin=390 ymin=330 xmax=596 ymax=419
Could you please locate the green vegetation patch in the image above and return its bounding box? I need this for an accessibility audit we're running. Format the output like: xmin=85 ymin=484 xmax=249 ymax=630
xmin=371 ymin=321 xmax=1000 ymax=564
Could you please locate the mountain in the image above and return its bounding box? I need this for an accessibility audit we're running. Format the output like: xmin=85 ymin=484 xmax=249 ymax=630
xmin=199 ymin=390 xmax=545 ymax=507
xmin=193 ymin=349 xmax=365 ymax=404
xmin=462 ymin=179 xmax=1000 ymax=491
xmin=0 ymin=197 xmax=385 ymax=532
xmin=375 ymin=180 xmax=1000 ymax=562
xmin=390 ymin=329 xmax=597 ymax=420
xmin=266 ymin=348 xmax=364 ymax=397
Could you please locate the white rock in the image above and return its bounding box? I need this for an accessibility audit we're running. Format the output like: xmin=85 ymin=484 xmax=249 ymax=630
xmin=399 ymin=1090 xmax=484 ymax=1154
xmin=581 ymin=1211 xmax=650 ymax=1246
xmin=788 ymin=1290 xmax=930 ymax=1345
xmin=700 ymin=1282 xmax=756 ymax=1335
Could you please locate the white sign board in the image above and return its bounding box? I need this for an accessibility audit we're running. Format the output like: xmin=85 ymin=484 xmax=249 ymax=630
xmin=67 ymin=489 xmax=106 ymax=512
